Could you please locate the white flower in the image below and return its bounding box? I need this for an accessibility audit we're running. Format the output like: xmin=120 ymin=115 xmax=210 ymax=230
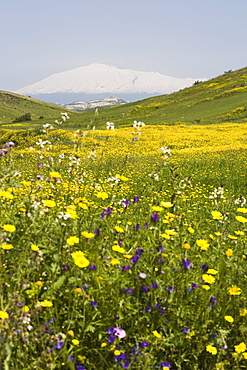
xmin=106 ymin=122 xmax=115 ymax=130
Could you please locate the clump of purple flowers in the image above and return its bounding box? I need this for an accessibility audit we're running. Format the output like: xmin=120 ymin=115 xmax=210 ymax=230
xmin=0 ymin=141 xmax=15 ymax=158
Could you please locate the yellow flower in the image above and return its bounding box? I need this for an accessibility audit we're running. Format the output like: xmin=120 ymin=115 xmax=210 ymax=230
xmin=72 ymin=339 xmax=79 ymax=345
xmin=71 ymin=251 xmax=85 ymax=259
xmin=78 ymin=203 xmax=88 ymax=210
xmin=237 ymin=208 xmax=247 ymax=213
xmin=74 ymin=256 xmax=90 ymax=268
xmin=202 ymin=274 xmax=215 ymax=284
xmin=0 ymin=191 xmax=13 ymax=199
xmin=228 ymin=285 xmax=241 ymax=295
xmin=101 ymin=342 xmax=107 ymax=347
xmin=114 ymin=226 xmax=124 ymax=233
xmin=196 ymin=239 xmax=209 ymax=250
xmin=240 ymin=308 xmax=247 ymax=316
xmin=211 ymin=211 xmax=223 ymax=220
xmin=236 ymin=216 xmax=247 ymax=223
xmin=23 ymin=306 xmax=29 ymax=312
xmin=206 ymin=345 xmax=217 ymax=355
xmin=67 ymin=236 xmax=79 ymax=245
xmin=225 ymin=249 xmax=233 ymax=257
xmin=243 ymin=352 xmax=247 ymax=359
xmin=207 ymin=269 xmax=218 ymax=275
xmin=124 ymin=255 xmax=133 ymax=259
xmin=31 ymin=244 xmax=39 ymax=251
xmin=0 ymin=311 xmax=9 ymax=319
xmin=165 ymin=229 xmax=177 ymax=235
xmin=1 ymin=244 xmax=14 ymax=250
xmin=224 ymin=315 xmax=234 ymax=323
xmin=232 ymin=353 xmax=238 ymax=358
xmin=39 ymin=300 xmax=53 ymax=307
xmin=161 ymin=233 xmax=170 ymax=239
xmin=43 ymin=200 xmax=56 ymax=208
xmin=152 ymin=206 xmax=163 ymax=212
xmin=160 ymin=202 xmax=173 ymax=208
xmin=234 ymin=342 xmax=246 ymax=353
xmin=214 ymin=232 xmax=222 ymax=236
xmin=114 ymin=350 xmax=121 ymax=356
xmin=49 ymin=171 xmax=61 ymax=178
xmin=182 ymin=243 xmax=191 ymax=249
xmin=235 ymin=230 xmax=244 ymax=235
xmin=112 ymin=245 xmax=126 ymax=253
xmin=74 ymin=288 xmax=83 ymax=294
xmin=81 ymin=231 xmax=94 ymax=238
xmin=96 ymin=191 xmax=108 ymax=200
xmin=115 ymin=174 xmax=128 ymax=181
xmin=152 ymin=330 xmax=161 ymax=338
xmin=187 ymin=227 xmax=195 ymax=233
xmin=228 ymin=234 xmax=238 ymax=240
xmin=78 ymin=355 xmax=86 ymax=362
xmin=68 ymin=330 xmax=74 ymax=336
xmin=35 ymin=281 xmax=43 ymax=287
xmin=202 ymin=285 xmax=210 ymax=290
xmin=3 ymin=224 xmax=16 ymax=232
xmin=111 ymin=258 xmax=120 ymax=265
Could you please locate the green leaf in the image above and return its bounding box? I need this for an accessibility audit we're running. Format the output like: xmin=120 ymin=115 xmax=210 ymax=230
xmin=53 ymin=275 xmax=66 ymax=290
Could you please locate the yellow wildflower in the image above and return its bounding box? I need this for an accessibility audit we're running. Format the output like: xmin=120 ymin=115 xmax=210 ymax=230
xmin=206 ymin=345 xmax=217 ymax=355
xmin=225 ymin=249 xmax=233 ymax=257
xmin=234 ymin=342 xmax=246 ymax=353
xmin=187 ymin=227 xmax=195 ymax=233
xmin=228 ymin=285 xmax=241 ymax=295
xmin=0 ymin=311 xmax=9 ymax=319
xmin=67 ymin=236 xmax=79 ymax=245
xmin=196 ymin=239 xmax=209 ymax=250
xmin=1 ymin=244 xmax=14 ymax=250
xmin=96 ymin=191 xmax=108 ymax=200
xmin=224 ymin=315 xmax=234 ymax=323
xmin=202 ymin=274 xmax=215 ymax=284
xmin=39 ymin=300 xmax=53 ymax=307
xmin=81 ymin=231 xmax=94 ymax=238
xmin=43 ymin=200 xmax=56 ymax=208
xmin=236 ymin=216 xmax=247 ymax=223
xmin=49 ymin=171 xmax=61 ymax=178
xmin=152 ymin=330 xmax=161 ymax=338
xmin=114 ymin=226 xmax=124 ymax=233
xmin=72 ymin=339 xmax=79 ymax=345
xmin=111 ymin=258 xmax=120 ymax=265
xmin=31 ymin=244 xmax=39 ymax=251
xmin=3 ymin=224 xmax=16 ymax=232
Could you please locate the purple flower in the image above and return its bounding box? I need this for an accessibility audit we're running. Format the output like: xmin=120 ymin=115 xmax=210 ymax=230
xmin=159 ymin=309 xmax=166 ymax=315
xmin=37 ymin=163 xmax=42 ymax=167
xmin=202 ymin=264 xmax=208 ymax=271
xmin=134 ymin=223 xmax=140 ymax=231
xmin=94 ymin=228 xmax=100 ymax=236
xmin=141 ymin=285 xmax=150 ymax=293
xmin=140 ymin=341 xmax=149 ymax=347
xmin=167 ymin=286 xmax=174 ymax=292
xmin=67 ymin=356 xmax=75 ymax=362
xmin=135 ymin=248 xmax=144 ymax=255
xmin=108 ymin=327 xmax=115 ymax=334
xmin=123 ymin=289 xmax=133 ymax=294
xmin=145 ymin=306 xmax=152 ymax=312
xmin=7 ymin=141 xmax=15 ymax=147
xmin=151 ymin=281 xmax=158 ymax=289
xmin=133 ymin=196 xmax=140 ymax=203
xmin=151 ymin=213 xmax=159 ymax=221
xmin=123 ymin=199 xmax=130 ymax=207
xmin=183 ymin=327 xmax=189 ymax=333
xmin=108 ymin=335 xmax=116 ymax=343
xmin=143 ymin=222 xmax=148 ymax=229
xmin=114 ymin=327 xmax=126 ymax=339
xmin=118 ymin=239 xmax=123 ymax=246
xmin=62 ymin=264 xmax=69 ymax=270
xmin=182 ymin=258 xmax=191 ymax=269
xmin=192 ymin=283 xmax=198 ymax=289
xmin=88 ymin=264 xmax=97 ymax=270
xmin=130 ymin=255 xmax=139 ymax=263
xmin=160 ymin=362 xmax=171 ymax=368
xmin=76 ymin=366 xmax=86 ymax=370
xmin=56 ymin=341 xmax=64 ymax=349
xmin=90 ymin=301 xmax=98 ymax=307
xmin=122 ymin=265 xmax=131 ymax=271
xmin=210 ymin=297 xmax=217 ymax=304
xmin=105 ymin=207 xmax=111 ymax=215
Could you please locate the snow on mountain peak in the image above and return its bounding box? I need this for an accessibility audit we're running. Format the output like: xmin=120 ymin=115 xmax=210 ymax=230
xmin=16 ymin=63 xmax=206 ymax=96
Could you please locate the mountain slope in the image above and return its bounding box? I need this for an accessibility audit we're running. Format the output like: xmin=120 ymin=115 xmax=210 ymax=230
xmin=15 ymin=63 xmax=204 ymax=96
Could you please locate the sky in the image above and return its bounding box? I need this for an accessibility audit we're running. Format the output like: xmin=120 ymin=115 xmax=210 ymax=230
xmin=1 ymin=0 xmax=247 ymax=92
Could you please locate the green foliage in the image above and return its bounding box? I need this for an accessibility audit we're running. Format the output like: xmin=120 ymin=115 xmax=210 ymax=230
xmin=12 ymin=112 xmax=32 ymax=123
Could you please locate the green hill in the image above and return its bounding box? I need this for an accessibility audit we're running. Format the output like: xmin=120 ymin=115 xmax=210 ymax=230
xmin=0 ymin=91 xmax=74 ymax=129
xmin=1 ymin=66 xmax=247 ymax=131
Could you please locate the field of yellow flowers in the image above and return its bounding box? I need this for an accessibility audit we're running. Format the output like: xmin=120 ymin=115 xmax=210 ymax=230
xmin=1 ymin=115 xmax=247 ymax=370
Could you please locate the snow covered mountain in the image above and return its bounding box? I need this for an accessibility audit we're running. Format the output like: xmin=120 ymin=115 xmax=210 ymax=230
xmin=16 ymin=63 xmax=206 ymax=98
xmin=56 ymin=96 xmax=128 ymax=111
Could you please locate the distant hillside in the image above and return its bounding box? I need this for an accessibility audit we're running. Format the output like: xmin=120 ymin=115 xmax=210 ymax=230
xmin=0 ymin=91 xmax=72 ymax=127
xmin=62 ymin=66 xmax=247 ymax=130
xmin=2 ymin=66 xmax=247 ymax=131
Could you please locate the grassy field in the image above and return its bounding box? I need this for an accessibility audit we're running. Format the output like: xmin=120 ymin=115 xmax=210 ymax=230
xmin=1 ymin=67 xmax=247 ymax=369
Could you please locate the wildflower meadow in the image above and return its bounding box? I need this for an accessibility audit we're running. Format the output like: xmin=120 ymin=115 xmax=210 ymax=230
xmin=1 ymin=113 xmax=247 ymax=370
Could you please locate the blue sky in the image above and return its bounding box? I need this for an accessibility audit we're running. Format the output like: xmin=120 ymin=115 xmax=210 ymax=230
xmin=1 ymin=0 xmax=247 ymax=91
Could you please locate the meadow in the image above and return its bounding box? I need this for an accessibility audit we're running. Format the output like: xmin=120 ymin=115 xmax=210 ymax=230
xmin=1 ymin=111 xmax=247 ymax=370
